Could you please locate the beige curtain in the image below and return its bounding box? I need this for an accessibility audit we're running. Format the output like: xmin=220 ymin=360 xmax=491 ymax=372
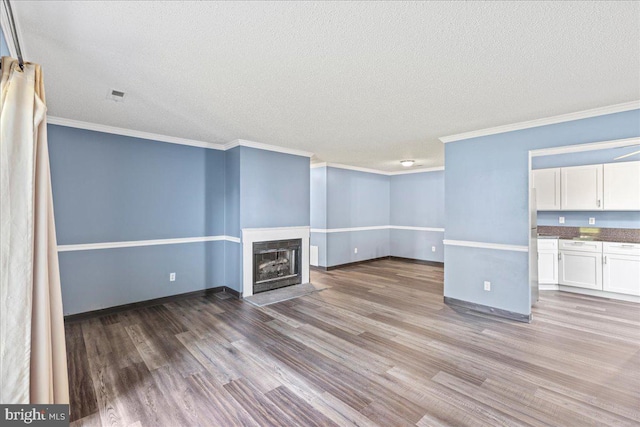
xmin=0 ymin=56 xmax=69 ymax=404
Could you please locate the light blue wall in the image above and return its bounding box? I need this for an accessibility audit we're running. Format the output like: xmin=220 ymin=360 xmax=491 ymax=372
xmin=0 ymin=27 xmax=9 ymax=57
xmin=538 ymin=211 xmax=640 ymax=229
xmin=223 ymin=241 xmax=242 ymax=292
xmin=326 ymin=168 xmax=390 ymax=228
xmin=327 ymin=229 xmax=390 ymax=266
xmin=224 ymin=147 xmax=241 ymax=238
xmin=310 ymin=233 xmax=327 ymax=267
xmin=445 ymin=109 xmax=640 ymax=316
xmin=59 ymin=242 xmax=224 ymax=315
xmin=224 ymin=147 xmax=242 ymax=291
xmin=445 ymin=246 xmax=529 ymax=314
xmin=390 ymin=171 xmax=445 ymax=262
xmin=390 ymin=171 xmax=444 ymax=227
xmin=390 ymin=229 xmax=444 ymax=262
xmin=48 ymin=126 xmax=311 ymax=312
xmin=239 ymin=147 xmax=310 ymax=229
xmin=324 ymin=167 xmax=390 ymax=266
xmin=310 ymin=167 xmax=327 ymax=229
xmin=310 ymin=166 xmax=328 ymax=267
xmin=221 ymin=146 xmax=311 ymax=290
xmin=48 ymin=125 xmax=227 ymax=314
xmin=310 ymin=167 xmax=446 ymax=267
xmin=532 ymin=145 xmax=640 ymax=229
xmin=49 ymin=126 xmax=225 ymax=244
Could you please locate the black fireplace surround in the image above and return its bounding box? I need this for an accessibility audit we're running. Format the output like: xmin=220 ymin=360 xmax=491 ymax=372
xmin=253 ymin=239 xmax=302 ymax=294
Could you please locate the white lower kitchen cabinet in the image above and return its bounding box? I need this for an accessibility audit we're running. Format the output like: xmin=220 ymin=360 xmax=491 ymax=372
xmin=537 ymin=239 xmax=558 ymax=285
xmin=603 ymin=242 xmax=640 ymax=296
xmin=538 ymin=252 xmax=558 ymax=284
xmin=558 ymin=240 xmax=602 ymax=290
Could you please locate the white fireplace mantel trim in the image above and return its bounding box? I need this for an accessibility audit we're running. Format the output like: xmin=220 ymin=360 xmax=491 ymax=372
xmin=241 ymin=226 xmax=311 ymax=298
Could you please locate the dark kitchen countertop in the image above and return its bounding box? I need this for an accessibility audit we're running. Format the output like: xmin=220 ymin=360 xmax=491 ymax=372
xmin=537 ymin=226 xmax=640 ymax=244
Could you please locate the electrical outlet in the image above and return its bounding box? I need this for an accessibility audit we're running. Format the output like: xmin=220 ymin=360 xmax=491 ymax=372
xmin=169 ymin=272 xmax=176 ymax=282
xmin=559 ymin=216 xmax=565 ymax=224
xmin=484 ymin=281 xmax=491 ymax=291
xmin=432 ymin=246 xmax=436 ymax=252
xmin=589 ymin=217 xmax=595 ymax=225
xmin=354 ymin=247 xmax=358 ymax=254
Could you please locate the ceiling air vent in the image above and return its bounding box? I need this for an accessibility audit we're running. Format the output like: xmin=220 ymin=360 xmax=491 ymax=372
xmin=106 ymin=88 xmax=126 ymax=102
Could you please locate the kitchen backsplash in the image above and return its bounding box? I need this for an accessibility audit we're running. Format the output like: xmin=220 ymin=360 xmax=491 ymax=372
xmin=538 ymin=226 xmax=640 ymax=244
xmin=537 ymin=211 xmax=640 ymax=229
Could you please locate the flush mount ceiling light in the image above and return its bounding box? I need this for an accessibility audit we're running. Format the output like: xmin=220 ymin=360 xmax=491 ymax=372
xmin=400 ymin=160 xmax=415 ymax=167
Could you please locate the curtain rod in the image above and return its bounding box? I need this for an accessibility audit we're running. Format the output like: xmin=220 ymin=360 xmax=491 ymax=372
xmin=2 ymin=0 xmax=24 ymax=70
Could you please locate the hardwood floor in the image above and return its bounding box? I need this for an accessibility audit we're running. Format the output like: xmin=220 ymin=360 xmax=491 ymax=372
xmin=66 ymin=259 xmax=640 ymax=426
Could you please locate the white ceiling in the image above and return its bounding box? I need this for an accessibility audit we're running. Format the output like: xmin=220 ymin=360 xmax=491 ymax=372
xmin=12 ymin=1 xmax=640 ymax=170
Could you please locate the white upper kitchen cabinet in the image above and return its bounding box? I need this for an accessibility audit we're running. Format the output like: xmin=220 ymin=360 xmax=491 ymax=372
xmin=532 ymin=168 xmax=561 ymax=210
xmin=604 ymin=161 xmax=640 ymax=210
xmin=561 ymin=164 xmax=603 ymax=210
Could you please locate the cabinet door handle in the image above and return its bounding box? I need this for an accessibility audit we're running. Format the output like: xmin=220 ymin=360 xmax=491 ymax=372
xmin=558 ymin=253 xmax=562 ymax=261
xmin=603 ymin=255 xmax=607 ymax=264
xmin=597 ymin=199 xmax=601 ymax=207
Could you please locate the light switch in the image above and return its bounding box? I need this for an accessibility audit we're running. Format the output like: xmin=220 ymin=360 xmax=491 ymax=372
xmin=559 ymin=216 xmax=565 ymax=224
xmin=589 ymin=217 xmax=595 ymax=225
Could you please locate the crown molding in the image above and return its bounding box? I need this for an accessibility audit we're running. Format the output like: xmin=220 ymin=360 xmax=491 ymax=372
xmin=388 ymin=166 xmax=444 ymax=175
xmin=311 ymin=225 xmax=445 ymax=233
xmin=530 ymin=136 xmax=640 ymax=157
xmin=310 ymin=162 xmax=443 ymax=176
xmin=323 ymin=163 xmax=387 ymax=175
xmin=225 ymin=139 xmax=314 ymax=158
xmin=46 ymin=117 xmax=317 ymax=157
xmin=47 ymin=116 xmax=226 ymax=150
xmin=440 ymin=101 xmax=640 ymax=144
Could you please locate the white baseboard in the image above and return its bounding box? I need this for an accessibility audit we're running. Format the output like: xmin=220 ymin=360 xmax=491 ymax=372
xmin=540 ymin=284 xmax=640 ymax=303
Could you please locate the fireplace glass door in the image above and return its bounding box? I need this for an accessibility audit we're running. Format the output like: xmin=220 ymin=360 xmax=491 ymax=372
xmin=253 ymin=239 xmax=302 ymax=293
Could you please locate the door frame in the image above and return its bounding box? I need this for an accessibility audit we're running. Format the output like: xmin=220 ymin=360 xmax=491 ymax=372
xmin=528 ymin=136 xmax=640 ymax=300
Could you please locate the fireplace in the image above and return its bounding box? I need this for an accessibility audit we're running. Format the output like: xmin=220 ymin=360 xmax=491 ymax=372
xmin=241 ymin=226 xmax=310 ymax=298
xmin=253 ymin=239 xmax=302 ymax=294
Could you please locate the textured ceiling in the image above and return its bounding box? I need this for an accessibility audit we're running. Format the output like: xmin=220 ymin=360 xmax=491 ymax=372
xmin=13 ymin=1 xmax=640 ymax=170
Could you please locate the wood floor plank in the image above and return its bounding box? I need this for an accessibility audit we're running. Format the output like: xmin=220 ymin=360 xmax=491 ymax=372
xmin=65 ymin=259 xmax=640 ymax=426
xmin=264 ymin=345 xmax=373 ymax=411
xmin=124 ymin=324 xmax=169 ymax=371
xmin=102 ymin=322 xmax=143 ymax=370
xmin=223 ymin=378 xmax=298 ymax=427
xmin=187 ymin=372 xmax=260 ymax=426
xmin=265 ymin=385 xmax=339 ymax=427
xmin=112 ymin=362 xmax=162 ymax=427
xmin=69 ymin=412 xmax=102 ymax=427
xmin=66 ymin=322 xmax=98 ymax=421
